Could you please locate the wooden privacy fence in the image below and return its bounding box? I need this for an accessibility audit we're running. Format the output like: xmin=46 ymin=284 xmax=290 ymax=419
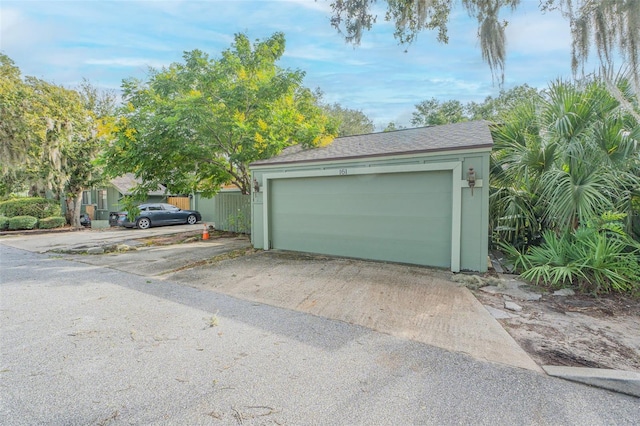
xmin=168 ymin=196 xmax=190 ymax=210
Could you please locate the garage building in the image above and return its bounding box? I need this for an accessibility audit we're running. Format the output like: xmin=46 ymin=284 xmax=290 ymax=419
xmin=249 ymin=121 xmax=493 ymax=272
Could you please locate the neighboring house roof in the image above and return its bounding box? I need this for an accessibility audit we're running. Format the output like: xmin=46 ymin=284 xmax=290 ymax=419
xmin=251 ymin=120 xmax=494 ymax=167
xmin=220 ymin=183 xmax=241 ymax=191
xmin=110 ymin=174 xmax=167 ymax=196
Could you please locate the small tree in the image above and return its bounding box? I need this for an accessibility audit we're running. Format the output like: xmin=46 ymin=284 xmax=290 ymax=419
xmin=103 ymin=32 xmax=338 ymax=196
xmin=411 ymin=98 xmax=467 ymax=127
xmin=319 ymin=97 xmax=375 ymax=136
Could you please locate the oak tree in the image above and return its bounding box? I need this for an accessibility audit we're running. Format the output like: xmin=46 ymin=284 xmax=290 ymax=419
xmin=0 ymin=54 xmax=112 ymax=227
xmin=410 ymin=84 xmax=538 ymax=126
xmin=321 ymin=101 xmax=375 ymax=136
xmin=411 ymin=98 xmax=466 ymax=126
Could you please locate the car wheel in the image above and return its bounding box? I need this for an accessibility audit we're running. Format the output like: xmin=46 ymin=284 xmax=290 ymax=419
xmin=187 ymin=214 xmax=197 ymax=225
xmin=136 ymin=217 xmax=151 ymax=229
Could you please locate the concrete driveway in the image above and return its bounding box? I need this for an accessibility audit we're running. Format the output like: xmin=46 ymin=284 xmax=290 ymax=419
xmin=168 ymin=251 xmax=541 ymax=372
xmin=2 ymin=227 xmax=540 ymax=372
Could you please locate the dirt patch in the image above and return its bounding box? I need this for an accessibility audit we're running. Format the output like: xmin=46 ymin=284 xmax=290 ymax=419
xmin=160 ymin=246 xmax=257 ymax=275
xmin=135 ymin=229 xmax=243 ymax=246
xmin=473 ymin=289 xmax=640 ymax=372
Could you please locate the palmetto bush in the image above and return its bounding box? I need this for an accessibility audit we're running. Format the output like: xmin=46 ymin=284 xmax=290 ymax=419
xmin=492 ymin=79 xmax=639 ymax=241
xmin=491 ymin=76 xmax=640 ymax=294
xmin=512 ymin=228 xmax=640 ymax=295
xmin=503 ymin=212 xmax=640 ymax=294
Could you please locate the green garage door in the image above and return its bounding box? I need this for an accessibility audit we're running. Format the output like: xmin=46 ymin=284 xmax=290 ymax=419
xmin=269 ymin=171 xmax=453 ymax=267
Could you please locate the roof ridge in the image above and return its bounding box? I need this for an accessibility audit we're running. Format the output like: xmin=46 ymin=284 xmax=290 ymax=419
xmin=251 ymin=121 xmax=493 ymax=167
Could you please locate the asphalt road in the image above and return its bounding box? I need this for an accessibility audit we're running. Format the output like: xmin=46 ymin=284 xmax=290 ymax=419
xmin=1 ymin=245 xmax=639 ymax=425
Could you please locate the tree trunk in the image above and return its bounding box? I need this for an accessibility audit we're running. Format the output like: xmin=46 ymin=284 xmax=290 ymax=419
xmin=65 ymin=191 xmax=83 ymax=228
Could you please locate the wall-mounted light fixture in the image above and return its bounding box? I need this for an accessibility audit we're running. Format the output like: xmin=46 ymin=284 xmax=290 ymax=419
xmin=467 ymin=167 xmax=476 ymax=196
xmin=253 ymin=178 xmax=260 ymax=193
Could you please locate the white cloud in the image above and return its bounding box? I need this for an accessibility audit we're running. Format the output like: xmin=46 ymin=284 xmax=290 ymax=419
xmin=284 ymin=0 xmax=332 ymax=13
xmin=505 ymin=7 xmax=571 ymax=55
xmin=85 ymin=57 xmax=169 ymax=69
xmin=0 ymin=7 xmax=63 ymax=50
xmin=284 ymin=45 xmax=342 ymax=62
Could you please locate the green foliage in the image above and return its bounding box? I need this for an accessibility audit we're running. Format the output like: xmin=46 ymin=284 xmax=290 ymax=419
xmin=632 ymin=196 xmax=640 ymax=240
xmin=490 ymin=77 xmax=640 ymax=250
xmin=0 ymin=197 xmax=61 ymax=218
xmin=410 ymin=85 xmax=540 ymax=127
xmin=320 ymin=100 xmax=375 ymax=136
xmin=491 ymin=76 xmax=640 ymax=295
xmin=411 ymin=98 xmax=467 ymax=126
xmin=0 ymin=215 xmax=8 ymax=230
xmin=587 ymin=211 xmax=628 ymax=236
xmin=38 ymin=216 xmax=66 ymax=229
xmin=226 ymin=208 xmax=250 ymax=234
xmin=503 ymin=211 xmax=640 ymax=294
xmin=1 ymin=54 xmax=36 ymax=172
xmin=0 ymin=169 xmax=31 ymax=197
xmin=517 ymin=231 xmax=586 ymax=285
xmin=102 ymin=32 xmax=337 ymax=197
xmin=633 ymin=195 xmax=640 ymax=213
xmin=382 ymin=122 xmax=406 ymax=132
xmin=8 ymin=215 xmax=38 ymax=230
xmin=467 ymin=84 xmax=540 ymax=122
xmin=0 ymin=55 xmax=114 ymax=227
xmin=118 ymin=195 xmax=143 ymax=221
xmin=514 ymin=227 xmax=640 ymax=295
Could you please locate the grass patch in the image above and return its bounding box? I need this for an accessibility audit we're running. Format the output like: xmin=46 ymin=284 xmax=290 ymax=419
xmin=160 ymin=247 xmax=258 ymax=275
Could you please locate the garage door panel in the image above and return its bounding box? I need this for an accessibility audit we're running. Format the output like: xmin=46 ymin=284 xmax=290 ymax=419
xmin=269 ymin=171 xmax=452 ymax=268
xmin=277 ymin=191 xmax=450 ymax=217
xmin=274 ymin=231 xmax=444 ymax=265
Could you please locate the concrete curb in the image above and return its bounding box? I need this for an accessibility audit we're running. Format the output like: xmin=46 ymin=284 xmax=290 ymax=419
xmin=0 ymin=227 xmax=86 ymax=236
xmin=543 ymin=366 xmax=640 ymax=398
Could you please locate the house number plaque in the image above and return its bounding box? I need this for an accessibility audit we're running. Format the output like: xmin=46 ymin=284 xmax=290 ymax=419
xmin=339 ymin=168 xmax=348 ymax=175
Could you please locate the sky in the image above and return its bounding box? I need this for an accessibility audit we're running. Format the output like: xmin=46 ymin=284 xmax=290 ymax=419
xmin=0 ymin=0 xmax=599 ymax=129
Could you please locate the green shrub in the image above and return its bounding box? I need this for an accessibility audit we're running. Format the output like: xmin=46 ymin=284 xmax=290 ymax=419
xmin=0 ymin=197 xmax=61 ymax=219
xmin=38 ymin=216 xmax=67 ymax=229
xmin=0 ymin=215 xmax=9 ymax=231
xmin=226 ymin=208 xmax=250 ymax=234
xmin=505 ymin=223 xmax=640 ymax=295
xmin=8 ymin=215 xmax=39 ymax=230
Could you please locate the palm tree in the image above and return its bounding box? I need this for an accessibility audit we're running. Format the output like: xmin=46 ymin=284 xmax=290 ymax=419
xmin=490 ymin=76 xmax=640 ymax=249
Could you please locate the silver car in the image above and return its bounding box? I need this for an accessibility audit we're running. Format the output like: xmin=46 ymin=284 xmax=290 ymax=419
xmin=109 ymin=203 xmax=201 ymax=229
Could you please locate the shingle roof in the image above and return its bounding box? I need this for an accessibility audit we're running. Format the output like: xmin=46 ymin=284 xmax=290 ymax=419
xmin=110 ymin=174 xmax=167 ymax=196
xmin=251 ymin=120 xmax=494 ymax=167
